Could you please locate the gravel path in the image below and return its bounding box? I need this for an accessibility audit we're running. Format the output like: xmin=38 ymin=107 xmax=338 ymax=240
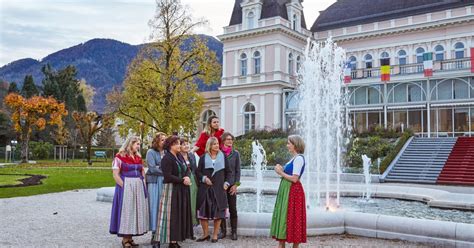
xmin=0 ymin=189 xmax=430 ymax=247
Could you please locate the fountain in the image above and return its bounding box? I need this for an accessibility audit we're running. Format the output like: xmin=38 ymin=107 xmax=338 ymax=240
xmin=298 ymin=37 xmax=349 ymax=208
xmin=251 ymin=140 xmax=267 ymax=213
xmin=361 ymin=155 xmax=372 ymax=200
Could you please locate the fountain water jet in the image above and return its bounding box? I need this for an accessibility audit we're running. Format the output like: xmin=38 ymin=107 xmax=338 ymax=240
xmin=361 ymin=154 xmax=372 ymax=200
xmin=298 ymin=37 xmax=351 ymax=209
xmin=251 ymin=140 xmax=267 ymax=213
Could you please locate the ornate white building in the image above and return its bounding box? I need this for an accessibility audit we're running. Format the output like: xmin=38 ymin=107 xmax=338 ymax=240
xmin=199 ymin=0 xmax=474 ymax=138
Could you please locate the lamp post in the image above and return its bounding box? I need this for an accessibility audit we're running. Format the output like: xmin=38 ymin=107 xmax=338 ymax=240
xmin=80 ymin=146 xmax=85 ymax=162
xmin=11 ymin=140 xmax=17 ymax=162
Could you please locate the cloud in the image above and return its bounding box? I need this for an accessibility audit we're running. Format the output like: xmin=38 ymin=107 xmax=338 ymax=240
xmin=0 ymin=0 xmax=336 ymax=66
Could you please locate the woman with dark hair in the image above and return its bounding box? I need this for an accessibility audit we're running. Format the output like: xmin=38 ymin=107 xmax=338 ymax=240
xmin=192 ymin=115 xmax=224 ymax=157
xmin=146 ymin=132 xmax=166 ymax=244
xmin=180 ymin=137 xmax=199 ymax=226
xmin=195 ymin=137 xmax=231 ymax=243
xmin=271 ymin=135 xmax=307 ymax=248
xmin=218 ymin=132 xmax=241 ymax=240
xmin=154 ymin=136 xmax=193 ymax=248
xmin=110 ymin=136 xmax=149 ymax=247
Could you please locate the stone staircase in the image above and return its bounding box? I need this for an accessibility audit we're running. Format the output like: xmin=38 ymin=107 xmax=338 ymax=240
xmin=381 ymin=137 xmax=457 ymax=184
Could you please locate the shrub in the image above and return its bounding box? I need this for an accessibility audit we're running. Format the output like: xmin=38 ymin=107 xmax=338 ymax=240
xmin=354 ymin=126 xmax=406 ymax=139
xmin=30 ymin=141 xmax=54 ymax=160
xmin=236 ymin=129 xmax=289 ymax=140
xmin=234 ymin=138 xmax=290 ymax=168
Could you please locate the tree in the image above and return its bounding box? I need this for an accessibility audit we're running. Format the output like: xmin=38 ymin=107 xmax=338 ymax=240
xmin=41 ymin=64 xmax=86 ymax=112
xmin=95 ymin=126 xmax=117 ymax=148
xmin=78 ymin=79 xmax=96 ymax=111
xmin=72 ymin=111 xmax=114 ymax=165
xmin=8 ymin=82 xmax=19 ymax=94
xmin=4 ymin=93 xmax=68 ymax=163
xmin=112 ymin=0 xmax=221 ymax=135
xmin=21 ymin=75 xmax=39 ymax=98
xmin=0 ymin=110 xmax=15 ymax=146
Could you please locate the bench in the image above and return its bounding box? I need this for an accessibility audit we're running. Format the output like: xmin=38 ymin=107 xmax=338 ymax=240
xmin=94 ymin=151 xmax=107 ymax=161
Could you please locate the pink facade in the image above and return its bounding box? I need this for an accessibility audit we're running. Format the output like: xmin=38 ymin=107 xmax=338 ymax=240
xmin=199 ymin=1 xmax=474 ymax=137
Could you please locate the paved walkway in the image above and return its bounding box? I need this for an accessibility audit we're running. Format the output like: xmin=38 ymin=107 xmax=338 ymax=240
xmin=0 ymin=189 xmax=429 ymax=247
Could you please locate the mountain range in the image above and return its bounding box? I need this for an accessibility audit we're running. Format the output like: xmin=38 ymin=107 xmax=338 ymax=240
xmin=0 ymin=35 xmax=223 ymax=112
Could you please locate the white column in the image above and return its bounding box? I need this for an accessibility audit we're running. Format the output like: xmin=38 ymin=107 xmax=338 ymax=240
xmin=275 ymin=45 xmax=281 ymax=80
xmin=246 ymin=49 xmax=251 ymax=84
xmin=427 ymin=79 xmax=431 ymax=137
xmin=220 ymin=97 xmax=226 ymax=129
xmin=222 ymin=52 xmax=227 ymax=87
xmin=260 ymin=46 xmax=266 ymax=82
xmin=384 ymin=84 xmax=388 ymax=129
xmin=232 ymin=97 xmax=238 ymax=134
xmin=234 ymin=51 xmax=239 ymax=85
xmin=274 ymin=93 xmax=281 ymax=129
xmin=259 ymin=94 xmax=265 ymax=129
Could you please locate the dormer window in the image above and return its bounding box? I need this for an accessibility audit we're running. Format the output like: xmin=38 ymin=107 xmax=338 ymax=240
xmin=247 ymin=11 xmax=255 ymax=29
xmin=292 ymin=14 xmax=298 ymax=30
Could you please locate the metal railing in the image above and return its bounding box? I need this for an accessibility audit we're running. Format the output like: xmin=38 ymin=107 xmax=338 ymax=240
xmin=351 ymin=57 xmax=471 ymax=80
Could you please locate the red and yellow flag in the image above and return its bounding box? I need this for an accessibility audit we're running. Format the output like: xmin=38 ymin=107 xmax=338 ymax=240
xmin=380 ymin=58 xmax=390 ymax=82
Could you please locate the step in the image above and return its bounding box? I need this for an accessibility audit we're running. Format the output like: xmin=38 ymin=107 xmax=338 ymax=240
xmin=386 ymin=175 xmax=438 ymax=180
xmin=391 ymin=168 xmax=443 ymax=172
xmin=437 ymin=178 xmax=474 ymax=182
xmin=437 ymin=181 xmax=474 ymax=186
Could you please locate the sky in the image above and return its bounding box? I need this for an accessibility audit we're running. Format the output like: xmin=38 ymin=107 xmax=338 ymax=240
xmin=0 ymin=0 xmax=336 ymax=66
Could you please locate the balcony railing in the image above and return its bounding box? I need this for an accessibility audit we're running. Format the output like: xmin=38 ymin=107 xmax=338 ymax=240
xmin=351 ymin=58 xmax=471 ymax=80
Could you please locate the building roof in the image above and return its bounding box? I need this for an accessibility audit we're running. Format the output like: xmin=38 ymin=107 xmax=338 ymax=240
xmin=229 ymin=0 xmax=307 ymax=29
xmin=311 ymin=0 xmax=474 ymax=32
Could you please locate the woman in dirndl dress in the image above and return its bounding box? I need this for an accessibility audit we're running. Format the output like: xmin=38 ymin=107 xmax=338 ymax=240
xmin=195 ymin=137 xmax=231 ymax=243
xmin=179 ymin=137 xmax=199 ymax=226
xmin=270 ymin=135 xmax=307 ymax=248
xmin=145 ymin=132 xmax=166 ymax=244
xmin=110 ymin=136 xmax=149 ymax=248
xmin=154 ymin=135 xmax=194 ymax=248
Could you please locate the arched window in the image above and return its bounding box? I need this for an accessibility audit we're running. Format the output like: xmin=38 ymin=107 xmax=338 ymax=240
xmin=434 ymin=45 xmax=444 ymax=61
xmin=240 ymin=53 xmax=248 ymax=76
xmin=454 ymin=42 xmax=465 ymax=59
xmin=364 ymin=54 xmax=373 ymax=68
xmin=243 ymin=103 xmax=256 ymax=133
xmin=201 ymin=110 xmax=216 ymax=130
xmin=253 ymin=51 xmax=261 ymax=74
xmin=380 ymin=52 xmax=390 ymax=59
xmin=288 ymin=53 xmax=294 ymax=75
xmin=296 ymin=56 xmax=302 ymax=73
xmin=349 ymin=56 xmax=357 ymax=70
xmin=398 ymin=50 xmax=407 ymax=65
xmin=292 ymin=14 xmax=298 ymax=30
xmin=247 ymin=11 xmax=255 ymax=29
xmin=416 ymin=47 xmax=425 ymax=63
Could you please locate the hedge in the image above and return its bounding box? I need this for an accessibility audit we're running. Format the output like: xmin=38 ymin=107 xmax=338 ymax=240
xmin=233 ymin=138 xmax=290 ymax=168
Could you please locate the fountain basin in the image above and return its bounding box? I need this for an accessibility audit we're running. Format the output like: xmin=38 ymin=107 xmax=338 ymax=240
xmin=96 ymin=184 xmax=474 ymax=246
xmin=235 ymin=210 xmax=473 ymax=247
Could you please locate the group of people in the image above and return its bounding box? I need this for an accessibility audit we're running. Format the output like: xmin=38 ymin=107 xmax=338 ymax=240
xmin=109 ymin=116 xmax=241 ymax=247
xmin=109 ymin=115 xmax=307 ymax=248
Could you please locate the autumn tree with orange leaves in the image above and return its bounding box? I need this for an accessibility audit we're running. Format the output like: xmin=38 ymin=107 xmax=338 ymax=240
xmin=4 ymin=93 xmax=68 ymax=163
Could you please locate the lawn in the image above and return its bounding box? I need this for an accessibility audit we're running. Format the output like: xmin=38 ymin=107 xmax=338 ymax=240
xmin=0 ymin=162 xmax=115 ymax=198
xmin=0 ymin=174 xmax=30 ymax=186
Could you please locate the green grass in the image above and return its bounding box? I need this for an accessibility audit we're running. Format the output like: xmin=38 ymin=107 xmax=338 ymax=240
xmin=26 ymin=159 xmax=111 ymax=168
xmin=0 ymin=174 xmax=30 ymax=186
xmin=0 ymin=165 xmax=115 ymax=198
